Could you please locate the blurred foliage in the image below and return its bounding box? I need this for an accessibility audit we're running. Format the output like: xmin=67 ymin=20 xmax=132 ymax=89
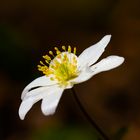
xmin=31 ymin=124 xmax=98 ymax=140
xmin=0 ymin=24 xmax=35 ymax=81
xmin=113 ymin=127 xmax=128 ymax=140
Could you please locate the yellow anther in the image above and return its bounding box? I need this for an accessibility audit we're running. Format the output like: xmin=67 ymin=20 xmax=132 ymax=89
xmin=63 ymin=53 xmax=68 ymax=61
xmin=37 ymin=65 xmax=42 ymax=70
xmin=43 ymin=55 xmax=51 ymax=61
xmin=49 ymin=51 xmax=54 ymax=56
xmin=68 ymin=45 xmax=71 ymax=53
xmin=40 ymin=61 xmax=44 ymax=65
xmin=73 ymin=47 xmax=76 ymax=54
xmin=62 ymin=46 xmax=66 ymax=51
xmin=57 ymin=55 xmax=61 ymax=59
xmin=54 ymin=47 xmax=59 ymax=51
xmin=45 ymin=60 xmax=50 ymax=64
xmin=54 ymin=47 xmax=61 ymax=55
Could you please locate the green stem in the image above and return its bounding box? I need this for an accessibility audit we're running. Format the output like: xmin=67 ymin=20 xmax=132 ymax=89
xmin=71 ymin=88 xmax=110 ymax=140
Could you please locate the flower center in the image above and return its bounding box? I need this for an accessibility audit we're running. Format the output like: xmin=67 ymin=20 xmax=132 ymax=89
xmin=38 ymin=46 xmax=79 ymax=87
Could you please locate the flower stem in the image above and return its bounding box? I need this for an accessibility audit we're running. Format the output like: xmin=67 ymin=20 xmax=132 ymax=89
xmin=71 ymin=88 xmax=110 ymax=140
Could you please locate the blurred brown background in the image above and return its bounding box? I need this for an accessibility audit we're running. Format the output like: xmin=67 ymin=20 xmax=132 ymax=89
xmin=0 ymin=0 xmax=140 ymax=140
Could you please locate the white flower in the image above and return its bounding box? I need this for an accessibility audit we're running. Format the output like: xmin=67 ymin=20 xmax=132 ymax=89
xmin=19 ymin=35 xmax=124 ymax=120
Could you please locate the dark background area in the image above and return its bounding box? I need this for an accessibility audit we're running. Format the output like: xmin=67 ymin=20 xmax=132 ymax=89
xmin=0 ymin=0 xmax=140 ymax=140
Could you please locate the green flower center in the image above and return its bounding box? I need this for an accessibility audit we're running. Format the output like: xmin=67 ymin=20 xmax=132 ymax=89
xmin=38 ymin=46 xmax=79 ymax=87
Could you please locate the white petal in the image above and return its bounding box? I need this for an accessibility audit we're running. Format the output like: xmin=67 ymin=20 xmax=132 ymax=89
xmin=19 ymin=97 xmax=35 ymax=120
xmin=72 ymin=55 xmax=124 ymax=84
xmin=23 ymin=86 xmax=53 ymax=100
xmin=78 ymin=35 xmax=111 ymax=69
xmin=70 ymin=65 xmax=93 ymax=84
xmin=19 ymin=86 xmax=60 ymax=120
xmin=41 ymin=87 xmax=64 ymax=116
xmin=21 ymin=76 xmax=57 ymax=100
xmin=90 ymin=55 xmax=125 ymax=74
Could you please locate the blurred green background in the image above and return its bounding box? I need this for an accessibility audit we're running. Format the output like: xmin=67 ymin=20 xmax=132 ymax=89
xmin=0 ymin=0 xmax=140 ymax=140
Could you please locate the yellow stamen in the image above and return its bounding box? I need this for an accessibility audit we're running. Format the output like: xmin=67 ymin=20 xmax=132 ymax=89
xmin=40 ymin=61 xmax=45 ymax=65
xmin=54 ymin=47 xmax=61 ymax=55
xmin=62 ymin=46 xmax=66 ymax=51
xmin=73 ymin=47 xmax=76 ymax=54
xmin=38 ymin=64 xmax=49 ymax=75
xmin=68 ymin=45 xmax=71 ymax=53
xmin=49 ymin=51 xmax=54 ymax=56
xmin=45 ymin=60 xmax=50 ymax=64
xmin=43 ymin=55 xmax=51 ymax=61
xmin=38 ymin=46 xmax=78 ymax=87
xmin=73 ymin=56 xmax=77 ymax=64
xmin=57 ymin=55 xmax=62 ymax=59
xmin=63 ymin=53 xmax=68 ymax=62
